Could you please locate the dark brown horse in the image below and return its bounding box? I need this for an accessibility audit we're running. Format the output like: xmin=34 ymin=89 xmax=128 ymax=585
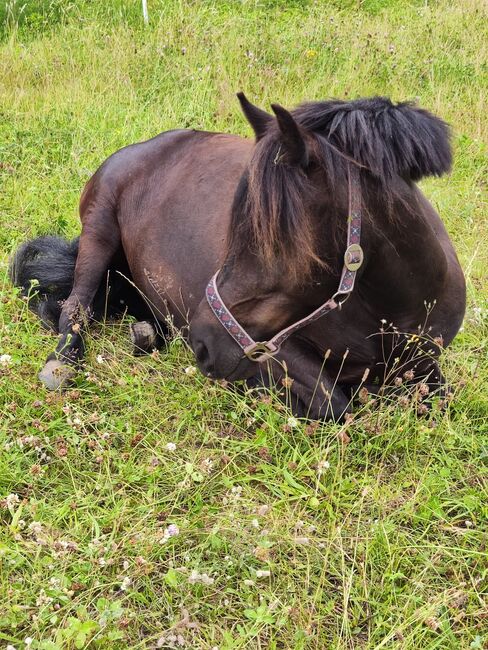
xmin=11 ymin=95 xmax=466 ymax=420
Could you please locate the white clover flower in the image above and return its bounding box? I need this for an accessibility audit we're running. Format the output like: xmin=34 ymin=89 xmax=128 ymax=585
xmin=28 ymin=521 xmax=43 ymax=536
xmin=25 ymin=638 xmax=33 ymax=648
xmin=120 ymin=576 xmax=131 ymax=591
xmin=7 ymin=644 xmax=17 ymax=650
xmin=200 ymin=458 xmax=213 ymax=473
xmin=230 ymin=485 xmax=242 ymax=497
xmin=188 ymin=570 xmax=214 ymax=585
xmin=0 ymin=354 xmax=12 ymax=367
xmin=251 ymin=518 xmax=260 ymax=529
xmin=5 ymin=493 xmax=20 ymax=509
xmin=256 ymin=569 xmax=271 ymax=578
xmin=165 ymin=442 xmax=177 ymax=452
xmin=317 ymin=459 xmax=330 ymax=474
xmin=96 ymin=354 xmax=104 ymax=364
xmin=287 ymin=416 xmax=299 ymax=428
xmin=184 ymin=365 xmax=197 ymax=376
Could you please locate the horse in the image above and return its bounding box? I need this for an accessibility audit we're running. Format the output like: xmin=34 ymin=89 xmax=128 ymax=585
xmin=10 ymin=94 xmax=466 ymax=421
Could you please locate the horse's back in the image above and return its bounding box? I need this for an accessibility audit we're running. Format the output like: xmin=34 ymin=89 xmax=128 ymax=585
xmin=78 ymin=128 xmax=252 ymax=326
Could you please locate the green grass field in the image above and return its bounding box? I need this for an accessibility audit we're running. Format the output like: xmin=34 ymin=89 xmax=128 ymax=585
xmin=0 ymin=1 xmax=487 ymax=648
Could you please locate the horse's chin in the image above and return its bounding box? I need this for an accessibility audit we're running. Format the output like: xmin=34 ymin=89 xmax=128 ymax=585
xmin=201 ymin=356 xmax=257 ymax=383
xmin=224 ymin=360 xmax=259 ymax=382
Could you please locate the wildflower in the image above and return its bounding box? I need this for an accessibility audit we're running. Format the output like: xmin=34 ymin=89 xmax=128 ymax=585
xmin=394 ymin=376 xmax=403 ymax=387
xmin=188 ymin=570 xmax=214 ymax=585
xmin=358 ymin=387 xmax=369 ymax=404
xmin=398 ymin=396 xmax=410 ymax=408
xmin=317 ymin=459 xmax=330 ymax=474
xmin=5 ymin=493 xmax=20 ymax=509
xmin=36 ymin=589 xmax=53 ymax=607
xmin=120 ymin=576 xmax=131 ymax=591
xmin=7 ymin=645 xmax=17 ymax=650
xmin=256 ymin=569 xmax=271 ymax=578
xmin=295 ymin=536 xmax=310 ymax=545
xmin=403 ymin=369 xmax=415 ymax=381
xmin=257 ymin=504 xmax=269 ymax=516
xmin=96 ymin=354 xmax=104 ymax=364
xmin=200 ymin=458 xmax=213 ymax=474
xmin=243 ymin=579 xmax=255 ymax=586
xmin=287 ymin=416 xmax=299 ymax=428
xmin=254 ymin=546 xmax=270 ymax=562
xmin=184 ymin=365 xmax=197 ymax=376
xmin=418 ymin=383 xmax=430 ymax=397
xmin=305 ymin=49 xmax=317 ymax=58
xmin=160 ymin=523 xmax=180 ymax=543
xmin=0 ymin=354 xmax=12 ymax=367
xmin=165 ymin=442 xmax=177 ymax=452
xmin=25 ymin=639 xmax=33 ymax=648
xmin=251 ymin=518 xmax=260 ymax=529
xmin=281 ymin=376 xmax=294 ymax=389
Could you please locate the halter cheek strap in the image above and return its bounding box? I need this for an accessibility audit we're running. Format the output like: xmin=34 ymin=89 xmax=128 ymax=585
xmin=205 ymin=164 xmax=363 ymax=362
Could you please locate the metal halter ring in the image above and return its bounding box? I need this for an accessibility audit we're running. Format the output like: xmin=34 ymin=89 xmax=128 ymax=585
xmin=344 ymin=243 xmax=364 ymax=272
xmin=243 ymin=341 xmax=278 ymax=361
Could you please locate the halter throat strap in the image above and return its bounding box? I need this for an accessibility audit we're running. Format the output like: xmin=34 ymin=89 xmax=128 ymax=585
xmin=205 ymin=164 xmax=363 ymax=362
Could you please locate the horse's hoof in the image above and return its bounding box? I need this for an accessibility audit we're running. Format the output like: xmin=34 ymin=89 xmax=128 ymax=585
xmin=38 ymin=359 xmax=76 ymax=390
xmin=130 ymin=321 xmax=157 ymax=355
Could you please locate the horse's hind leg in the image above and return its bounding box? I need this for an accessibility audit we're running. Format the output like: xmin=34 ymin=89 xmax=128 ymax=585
xmin=39 ymin=205 xmax=120 ymax=390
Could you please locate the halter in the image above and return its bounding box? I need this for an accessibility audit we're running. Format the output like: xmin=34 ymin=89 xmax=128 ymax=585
xmin=205 ymin=164 xmax=363 ymax=362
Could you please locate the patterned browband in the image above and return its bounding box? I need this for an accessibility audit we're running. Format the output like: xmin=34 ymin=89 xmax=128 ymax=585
xmin=205 ymin=164 xmax=363 ymax=362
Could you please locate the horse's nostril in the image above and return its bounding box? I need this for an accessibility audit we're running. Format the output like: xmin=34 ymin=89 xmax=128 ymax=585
xmin=195 ymin=340 xmax=210 ymax=366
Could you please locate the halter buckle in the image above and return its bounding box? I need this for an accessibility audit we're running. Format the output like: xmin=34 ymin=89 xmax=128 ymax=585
xmin=244 ymin=341 xmax=278 ymax=362
xmin=344 ymin=243 xmax=364 ymax=271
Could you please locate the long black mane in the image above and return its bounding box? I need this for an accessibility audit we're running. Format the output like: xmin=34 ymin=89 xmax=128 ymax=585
xmin=228 ymin=96 xmax=452 ymax=281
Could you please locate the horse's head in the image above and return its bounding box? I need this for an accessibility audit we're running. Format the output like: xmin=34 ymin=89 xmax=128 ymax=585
xmin=190 ymin=94 xmax=348 ymax=380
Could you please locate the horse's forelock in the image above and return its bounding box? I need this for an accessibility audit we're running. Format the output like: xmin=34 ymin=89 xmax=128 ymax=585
xmin=227 ymin=96 xmax=451 ymax=283
xmin=228 ymin=132 xmax=325 ymax=283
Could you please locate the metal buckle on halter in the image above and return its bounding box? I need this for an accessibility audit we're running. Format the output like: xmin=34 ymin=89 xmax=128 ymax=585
xmin=243 ymin=341 xmax=278 ymax=362
xmin=344 ymin=243 xmax=364 ymax=271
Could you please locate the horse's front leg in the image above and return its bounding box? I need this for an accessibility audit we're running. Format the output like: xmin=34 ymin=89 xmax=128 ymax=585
xmin=39 ymin=213 xmax=120 ymax=390
xmin=249 ymin=338 xmax=351 ymax=422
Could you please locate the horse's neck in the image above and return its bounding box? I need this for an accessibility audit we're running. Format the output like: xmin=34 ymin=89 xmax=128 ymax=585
xmin=360 ymin=183 xmax=449 ymax=309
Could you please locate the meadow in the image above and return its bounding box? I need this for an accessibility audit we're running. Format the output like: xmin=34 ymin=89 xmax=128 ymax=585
xmin=0 ymin=1 xmax=487 ymax=648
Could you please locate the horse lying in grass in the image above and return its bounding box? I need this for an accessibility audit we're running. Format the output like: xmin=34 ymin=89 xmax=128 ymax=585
xmin=10 ymin=94 xmax=466 ymax=420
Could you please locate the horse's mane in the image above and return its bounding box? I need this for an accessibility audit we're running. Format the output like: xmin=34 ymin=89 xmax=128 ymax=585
xmin=228 ymin=96 xmax=452 ymax=282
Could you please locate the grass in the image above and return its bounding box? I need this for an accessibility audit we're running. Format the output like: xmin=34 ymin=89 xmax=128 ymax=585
xmin=0 ymin=0 xmax=487 ymax=648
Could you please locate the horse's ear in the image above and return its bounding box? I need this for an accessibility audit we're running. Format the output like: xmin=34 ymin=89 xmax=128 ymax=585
xmin=237 ymin=92 xmax=273 ymax=141
xmin=271 ymin=103 xmax=308 ymax=167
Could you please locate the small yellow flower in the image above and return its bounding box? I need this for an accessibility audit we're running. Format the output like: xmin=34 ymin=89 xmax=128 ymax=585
xmin=305 ymin=49 xmax=317 ymax=58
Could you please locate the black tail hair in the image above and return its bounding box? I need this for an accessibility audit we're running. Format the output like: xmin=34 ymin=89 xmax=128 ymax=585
xmin=9 ymin=236 xmax=79 ymax=330
xmin=9 ymin=235 xmax=143 ymax=331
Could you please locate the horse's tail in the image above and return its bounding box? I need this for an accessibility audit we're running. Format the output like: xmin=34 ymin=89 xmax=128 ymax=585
xmin=10 ymin=235 xmax=149 ymax=331
xmin=9 ymin=235 xmax=80 ymax=331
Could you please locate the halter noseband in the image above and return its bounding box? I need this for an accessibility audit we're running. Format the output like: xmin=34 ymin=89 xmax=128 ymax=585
xmin=205 ymin=165 xmax=363 ymax=362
